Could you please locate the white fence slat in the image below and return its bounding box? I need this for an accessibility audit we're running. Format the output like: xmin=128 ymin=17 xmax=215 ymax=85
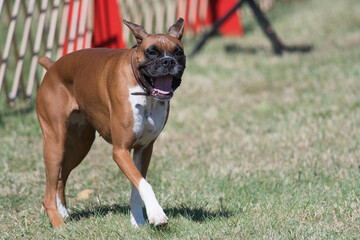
xmin=144 ymin=1 xmax=154 ymax=35
xmin=166 ymin=0 xmax=177 ymax=31
xmin=26 ymin=0 xmax=49 ymax=97
xmin=66 ymin=0 xmax=80 ymax=53
xmin=155 ymin=1 xmax=165 ymax=34
xmin=0 ymin=0 xmax=4 ymax=18
xmin=76 ymin=0 xmax=89 ymax=51
xmin=199 ymin=0 xmax=208 ymax=22
xmin=41 ymin=0 xmax=61 ymax=78
xmin=57 ymin=0 xmax=70 ymax=59
xmin=0 ymin=0 xmax=21 ymax=95
xmin=45 ymin=0 xmax=61 ymax=58
xmin=10 ymin=0 xmax=36 ymax=100
xmin=85 ymin=0 xmax=93 ymax=48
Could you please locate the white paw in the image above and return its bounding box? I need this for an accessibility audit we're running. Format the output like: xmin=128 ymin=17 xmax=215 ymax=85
xmin=146 ymin=204 xmax=168 ymax=226
xmin=138 ymin=179 xmax=168 ymax=226
xmin=56 ymin=193 xmax=69 ymax=218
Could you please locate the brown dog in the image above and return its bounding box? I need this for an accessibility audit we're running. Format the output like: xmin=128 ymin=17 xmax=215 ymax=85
xmin=36 ymin=18 xmax=186 ymax=228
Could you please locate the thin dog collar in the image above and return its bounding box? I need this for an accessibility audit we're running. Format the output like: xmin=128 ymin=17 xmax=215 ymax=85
xmin=130 ymin=50 xmax=152 ymax=96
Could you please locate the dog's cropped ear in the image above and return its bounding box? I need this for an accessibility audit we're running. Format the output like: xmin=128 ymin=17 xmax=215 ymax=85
xmin=168 ymin=18 xmax=185 ymax=40
xmin=123 ymin=19 xmax=148 ymax=45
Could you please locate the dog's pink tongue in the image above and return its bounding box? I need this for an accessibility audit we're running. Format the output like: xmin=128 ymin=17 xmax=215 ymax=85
xmin=154 ymin=75 xmax=173 ymax=94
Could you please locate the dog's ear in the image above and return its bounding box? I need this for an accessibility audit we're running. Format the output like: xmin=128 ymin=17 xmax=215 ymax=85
xmin=168 ymin=18 xmax=185 ymax=40
xmin=123 ymin=19 xmax=148 ymax=45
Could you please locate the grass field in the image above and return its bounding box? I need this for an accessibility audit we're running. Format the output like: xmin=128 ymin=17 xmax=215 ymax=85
xmin=1 ymin=0 xmax=360 ymax=239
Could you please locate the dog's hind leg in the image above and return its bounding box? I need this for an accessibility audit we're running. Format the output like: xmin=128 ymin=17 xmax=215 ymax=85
xmin=56 ymin=111 xmax=95 ymax=217
xmin=36 ymin=78 xmax=78 ymax=229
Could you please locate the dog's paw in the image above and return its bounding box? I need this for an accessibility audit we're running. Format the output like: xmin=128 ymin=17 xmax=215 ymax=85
xmin=139 ymin=179 xmax=168 ymax=226
xmin=146 ymin=205 xmax=168 ymax=226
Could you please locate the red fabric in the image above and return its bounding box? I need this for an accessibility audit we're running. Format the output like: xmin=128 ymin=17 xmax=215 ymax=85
xmin=179 ymin=0 xmax=244 ymax=36
xmin=206 ymin=0 xmax=244 ymax=36
xmin=92 ymin=0 xmax=125 ymax=49
xmin=205 ymin=0 xmax=215 ymax=25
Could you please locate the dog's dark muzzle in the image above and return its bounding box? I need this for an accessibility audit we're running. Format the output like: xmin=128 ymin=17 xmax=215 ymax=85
xmin=131 ymin=51 xmax=184 ymax=100
xmin=160 ymin=57 xmax=176 ymax=69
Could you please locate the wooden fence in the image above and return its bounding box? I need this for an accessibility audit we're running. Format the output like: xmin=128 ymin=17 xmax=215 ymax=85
xmin=0 ymin=0 xmax=209 ymax=107
xmin=0 ymin=0 xmax=90 ymax=107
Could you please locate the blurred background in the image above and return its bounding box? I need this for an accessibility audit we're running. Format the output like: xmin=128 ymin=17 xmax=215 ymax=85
xmin=0 ymin=0 xmax=312 ymax=105
xmin=1 ymin=0 xmax=360 ymax=238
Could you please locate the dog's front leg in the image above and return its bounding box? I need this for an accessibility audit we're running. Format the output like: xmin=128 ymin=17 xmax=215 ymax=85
xmin=112 ymin=146 xmax=168 ymax=226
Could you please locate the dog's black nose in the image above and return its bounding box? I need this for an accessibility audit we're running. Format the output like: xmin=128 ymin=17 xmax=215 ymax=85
xmin=161 ymin=57 xmax=175 ymax=68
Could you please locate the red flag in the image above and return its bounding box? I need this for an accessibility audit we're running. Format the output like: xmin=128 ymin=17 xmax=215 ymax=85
xmin=206 ymin=0 xmax=244 ymax=36
xmin=92 ymin=0 xmax=126 ymax=49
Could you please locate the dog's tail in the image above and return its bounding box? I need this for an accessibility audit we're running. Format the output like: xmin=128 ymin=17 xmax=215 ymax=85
xmin=38 ymin=56 xmax=54 ymax=70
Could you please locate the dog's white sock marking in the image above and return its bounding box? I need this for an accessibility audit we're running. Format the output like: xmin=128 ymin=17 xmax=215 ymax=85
xmin=56 ymin=193 xmax=69 ymax=218
xmin=139 ymin=178 xmax=168 ymax=226
xmin=130 ymin=148 xmax=145 ymax=227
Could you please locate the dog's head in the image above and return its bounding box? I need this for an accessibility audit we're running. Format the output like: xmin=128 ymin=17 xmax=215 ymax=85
xmin=123 ymin=18 xmax=186 ymax=100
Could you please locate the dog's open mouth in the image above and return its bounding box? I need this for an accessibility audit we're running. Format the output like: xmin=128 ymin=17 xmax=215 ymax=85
xmin=147 ymin=75 xmax=174 ymax=100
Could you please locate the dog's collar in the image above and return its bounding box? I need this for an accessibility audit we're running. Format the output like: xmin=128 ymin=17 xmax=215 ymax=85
xmin=130 ymin=50 xmax=153 ymax=96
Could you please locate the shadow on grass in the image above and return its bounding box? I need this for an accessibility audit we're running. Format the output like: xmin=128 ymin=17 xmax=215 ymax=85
xmin=165 ymin=205 xmax=232 ymax=222
xmin=225 ymin=44 xmax=267 ymax=54
xmin=69 ymin=204 xmax=129 ymax=221
xmin=224 ymin=43 xmax=313 ymax=55
xmin=69 ymin=203 xmax=232 ymax=223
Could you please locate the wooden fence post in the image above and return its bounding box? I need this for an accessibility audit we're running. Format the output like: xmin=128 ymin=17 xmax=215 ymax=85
xmin=85 ymin=0 xmax=94 ymax=48
xmin=76 ymin=0 xmax=89 ymax=50
xmin=0 ymin=0 xmax=4 ymax=16
xmin=42 ymin=0 xmax=61 ymax=78
xmin=26 ymin=0 xmax=49 ymax=98
xmin=57 ymin=0 xmax=70 ymax=59
xmin=10 ymin=0 xmax=36 ymax=102
xmin=0 ymin=0 xmax=21 ymax=104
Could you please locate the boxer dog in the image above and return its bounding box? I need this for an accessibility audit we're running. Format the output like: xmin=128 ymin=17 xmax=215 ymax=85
xmin=36 ymin=18 xmax=185 ymax=229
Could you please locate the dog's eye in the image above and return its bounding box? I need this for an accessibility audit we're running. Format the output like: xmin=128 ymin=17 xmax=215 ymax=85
xmin=146 ymin=48 xmax=159 ymax=57
xmin=173 ymin=47 xmax=183 ymax=56
xmin=148 ymin=50 xmax=158 ymax=56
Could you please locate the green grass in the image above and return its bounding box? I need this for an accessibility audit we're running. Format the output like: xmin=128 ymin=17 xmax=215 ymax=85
xmin=1 ymin=0 xmax=360 ymax=238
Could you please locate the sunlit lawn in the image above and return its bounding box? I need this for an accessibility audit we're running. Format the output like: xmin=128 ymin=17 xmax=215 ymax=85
xmin=1 ymin=0 xmax=360 ymax=238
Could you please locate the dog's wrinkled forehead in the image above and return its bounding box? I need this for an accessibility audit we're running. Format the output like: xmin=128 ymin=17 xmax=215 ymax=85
xmin=137 ymin=35 xmax=183 ymax=61
xmin=143 ymin=35 xmax=182 ymax=50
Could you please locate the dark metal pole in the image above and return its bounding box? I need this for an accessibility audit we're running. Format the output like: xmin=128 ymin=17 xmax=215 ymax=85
xmin=189 ymin=0 xmax=245 ymax=58
xmin=190 ymin=0 xmax=290 ymax=57
xmin=245 ymin=0 xmax=284 ymax=55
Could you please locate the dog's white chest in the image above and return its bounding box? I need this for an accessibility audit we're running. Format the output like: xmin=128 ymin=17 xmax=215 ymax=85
xmin=129 ymin=86 xmax=168 ymax=146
